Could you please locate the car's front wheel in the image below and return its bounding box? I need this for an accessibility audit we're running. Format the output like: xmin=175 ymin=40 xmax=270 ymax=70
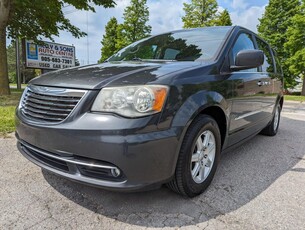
xmin=167 ymin=115 xmax=221 ymax=197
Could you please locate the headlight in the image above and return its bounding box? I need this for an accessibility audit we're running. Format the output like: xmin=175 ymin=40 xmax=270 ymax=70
xmin=91 ymin=85 xmax=168 ymax=117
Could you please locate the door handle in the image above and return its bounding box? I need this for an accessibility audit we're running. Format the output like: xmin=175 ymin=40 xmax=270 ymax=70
xmin=257 ymin=81 xmax=271 ymax=86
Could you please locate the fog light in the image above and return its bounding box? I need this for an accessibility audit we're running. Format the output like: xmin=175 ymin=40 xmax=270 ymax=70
xmin=111 ymin=168 xmax=121 ymax=177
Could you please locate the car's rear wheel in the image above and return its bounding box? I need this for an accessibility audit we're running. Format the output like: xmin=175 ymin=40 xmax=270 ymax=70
xmin=167 ymin=115 xmax=221 ymax=197
xmin=260 ymin=103 xmax=281 ymax=136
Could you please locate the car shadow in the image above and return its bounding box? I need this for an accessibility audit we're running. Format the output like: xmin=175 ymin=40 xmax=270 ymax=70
xmin=42 ymin=115 xmax=305 ymax=228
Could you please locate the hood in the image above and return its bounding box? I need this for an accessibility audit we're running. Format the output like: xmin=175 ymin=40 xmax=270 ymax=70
xmin=29 ymin=61 xmax=202 ymax=90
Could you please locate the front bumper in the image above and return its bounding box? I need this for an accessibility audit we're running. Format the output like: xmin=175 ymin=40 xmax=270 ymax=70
xmin=15 ymin=112 xmax=182 ymax=191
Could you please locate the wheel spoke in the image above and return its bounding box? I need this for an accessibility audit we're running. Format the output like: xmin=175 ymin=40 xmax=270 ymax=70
xmin=206 ymin=142 xmax=215 ymax=155
xmin=199 ymin=165 xmax=205 ymax=181
xmin=192 ymin=152 xmax=200 ymax=162
xmin=196 ymin=137 xmax=204 ymax=151
xmin=192 ymin=163 xmax=201 ymax=178
xmin=203 ymin=132 xmax=210 ymax=148
xmin=205 ymin=158 xmax=213 ymax=167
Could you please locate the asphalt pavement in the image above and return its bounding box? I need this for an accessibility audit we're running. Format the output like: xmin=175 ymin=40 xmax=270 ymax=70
xmin=1 ymin=101 xmax=305 ymax=229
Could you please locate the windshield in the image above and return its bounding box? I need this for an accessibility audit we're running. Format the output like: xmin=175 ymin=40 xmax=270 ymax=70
xmin=108 ymin=27 xmax=231 ymax=62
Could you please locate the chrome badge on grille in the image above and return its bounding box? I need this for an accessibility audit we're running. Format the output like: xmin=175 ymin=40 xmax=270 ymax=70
xmin=20 ymin=85 xmax=87 ymax=123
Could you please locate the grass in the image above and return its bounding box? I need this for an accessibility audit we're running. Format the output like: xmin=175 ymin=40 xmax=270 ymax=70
xmin=0 ymin=89 xmax=24 ymax=106
xmin=9 ymin=83 xmax=27 ymax=88
xmin=0 ymin=107 xmax=17 ymax=136
xmin=0 ymin=89 xmax=23 ymax=137
xmin=284 ymin=95 xmax=305 ymax=102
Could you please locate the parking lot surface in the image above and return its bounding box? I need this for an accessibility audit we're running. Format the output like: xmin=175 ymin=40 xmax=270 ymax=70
xmin=1 ymin=101 xmax=305 ymax=230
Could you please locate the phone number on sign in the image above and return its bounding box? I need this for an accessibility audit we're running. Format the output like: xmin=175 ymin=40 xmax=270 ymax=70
xmin=41 ymin=56 xmax=73 ymax=64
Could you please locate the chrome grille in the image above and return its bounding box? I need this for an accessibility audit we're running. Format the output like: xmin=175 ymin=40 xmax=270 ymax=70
xmin=20 ymin=85 xmax=86 ymax=123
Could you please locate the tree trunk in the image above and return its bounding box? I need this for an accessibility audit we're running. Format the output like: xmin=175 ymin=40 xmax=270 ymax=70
xmin=0 ymin=0 xmax=12 ymax=95
xmin=301 ymin=77 xmax=305 ymax=96
xmin=0 ymin=26 xmax=10 ymax=95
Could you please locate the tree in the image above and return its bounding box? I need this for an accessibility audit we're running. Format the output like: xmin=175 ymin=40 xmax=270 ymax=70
xmin=99 ymin=0 xmax=151 ymax=57
xmin=215 ymin=9 xmax=232 ymax=26
xmin=115 ymin=24 xmax=130 ymax=52
xmin=257 ymin=0 xmax=301 ymax=88
xmin=0 ymin=0 xmax=116 ymax=95
xmin=284 ymin=2 xmax=305 ymax=95
xmin=99 ymin=17 xmax=118 ymax=62
xmin=6 ymin=42 xmax=16 ymax=83
xmin=182 ymin=0 xmax=218 ymax=28
xmin=122 ymin=0 xmax=151 ymax=44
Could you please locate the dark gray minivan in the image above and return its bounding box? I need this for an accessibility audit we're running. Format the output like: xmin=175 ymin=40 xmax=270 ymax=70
xmin=16 ymin=26 xmax=283 ymax=197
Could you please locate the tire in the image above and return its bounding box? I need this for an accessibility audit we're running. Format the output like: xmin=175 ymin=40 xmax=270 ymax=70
xmin=260 ymin=103 xmax=281 ymax=136
xmin=167 ymin=115 xmax=221 ymax=197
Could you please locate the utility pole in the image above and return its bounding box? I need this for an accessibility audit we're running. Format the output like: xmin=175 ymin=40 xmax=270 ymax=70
xmin=86 ymin=11 xmax=89 ymax=65
xmin=15 ymin=39 xmax=21 ymax=90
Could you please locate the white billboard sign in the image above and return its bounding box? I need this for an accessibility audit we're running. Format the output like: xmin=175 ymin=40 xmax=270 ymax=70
xmin=25 ymin=40 xmax=75 ymax=70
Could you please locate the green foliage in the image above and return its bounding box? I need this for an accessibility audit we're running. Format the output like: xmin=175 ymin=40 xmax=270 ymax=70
xmin=284 ymin=4 xmax=305 ymax=78
xmin=284 ymin=95 xmax=305 ymax=102
xmin=99 ymin=17 xmax=118 ymax=62
xmin=122 ymin=0 xmax=151 ymax=43
xmin=257 ymin=0 xmax=301 ymax=88
xmin=0 ymin=88 xmax=23 ymax=106
xmin=0 ymin=89 xmax=23 ymax=136
xmin=6 ymin=42 xmax=16 ymax=83
xmin=115 ymin=24 xmax=130 ymax=52
xmin=215 ymin=9 xmax=232 ymax=26
xmin=182 ymin=0 xmax=218 ymax=28
xmin=0 ymin=0 xmax=116 ymax=95
xmin=99 ymin=0 xmax=151 ymax=61
xmin=7 ymin=0 xmax=116 ymax=42
xmin=0 ymin=106 xmax=16 ymax=136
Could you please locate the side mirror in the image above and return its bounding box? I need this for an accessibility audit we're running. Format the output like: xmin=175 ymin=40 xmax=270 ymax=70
xmin=230 ymin=50 xmax=264 ymax=71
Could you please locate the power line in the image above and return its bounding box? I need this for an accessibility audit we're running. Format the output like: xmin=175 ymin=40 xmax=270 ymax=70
xmin=62 ymin=4 xmax=93 ymax=65
xmin=63 ymin=9 xmax=79 ymax=15
xmin=86 ymin=11 xmax=89 ymax=65
xmin=63 ymin=3 xmax=94 ymax=15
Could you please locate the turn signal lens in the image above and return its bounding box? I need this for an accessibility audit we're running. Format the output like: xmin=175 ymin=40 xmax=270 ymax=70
xmin=153 ymin=87 xmax=168 ymax=112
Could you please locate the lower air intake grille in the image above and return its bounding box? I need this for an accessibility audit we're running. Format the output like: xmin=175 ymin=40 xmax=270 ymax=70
xmin=20 ymin=85 xmax=86 ymax=123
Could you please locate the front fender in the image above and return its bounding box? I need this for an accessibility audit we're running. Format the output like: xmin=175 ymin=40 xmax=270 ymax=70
xmin=159 ymin=90 xmax=230 ymax=177
xmin=171 ymin=90 xmax=229 ymax=129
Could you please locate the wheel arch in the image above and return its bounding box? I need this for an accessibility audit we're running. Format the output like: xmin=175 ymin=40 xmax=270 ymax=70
xmin=169 ymin=91 xmax=230 ymax=178
xmin=199 ymin=106 xmax=227 ymax=148
xmin=171 ymin=90 xmax=229 ymax=154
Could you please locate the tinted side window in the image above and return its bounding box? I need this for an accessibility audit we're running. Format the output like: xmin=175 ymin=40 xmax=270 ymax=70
xmin=272 ymin=49 xmax=283 ymax=75
xmin=256 ymin=38 xmax=275 ymax=73
xmin=231 ymin=33 xmax=256 ymax=72
xmin=163 ymin=48 xmax=180 ymax=60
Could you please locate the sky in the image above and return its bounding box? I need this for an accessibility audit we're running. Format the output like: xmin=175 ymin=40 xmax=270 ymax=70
xmin=50 ymin=0 xmax=269 ymax=65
